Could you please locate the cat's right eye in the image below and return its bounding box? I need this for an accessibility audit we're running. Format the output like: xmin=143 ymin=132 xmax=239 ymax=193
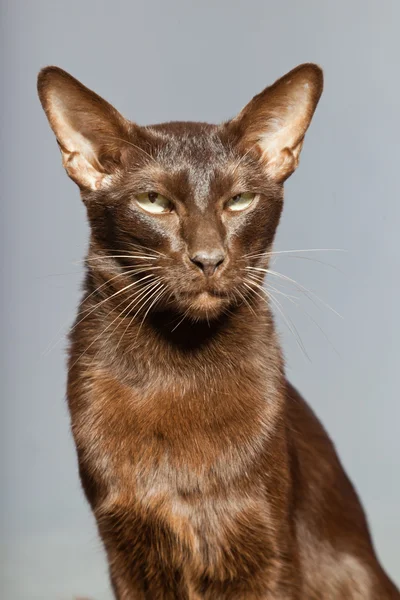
xmin=135 ymin=192 xmax=173 ymax=214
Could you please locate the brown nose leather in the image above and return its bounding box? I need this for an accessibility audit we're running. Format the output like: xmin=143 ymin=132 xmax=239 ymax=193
xmin=190 ymin=250 xmax=225 ymax=277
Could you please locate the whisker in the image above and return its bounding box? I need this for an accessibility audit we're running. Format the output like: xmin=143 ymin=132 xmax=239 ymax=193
xmin=230 ymin=141 xmax=260 ymax=177
xmin=266 ymin=290 xmax=310 ymax=362
xmin=76 ymin=255 xmax=159 ymax=264
xmin=171 ymin=307 xmax=192 ymax=332
xmin=125 ymin=241 xmax=167 ymax=258
xmin=236 ymin=286 xmax=257 ymax=317
xmin=245 ymin=252 xmax=343 ymax=274
xmin=246 ymin=266 xmax=343 ymax=319
xmin=277 ymin=255 xmax=343 ymax=273
xmin=102 ymin=135 xmax=157 ymax=163
xmin=266 ymin=268 xmax=343 ymax=319
xmin=243 ymin=279 xmax=310 ymax=361
xmin=246 ymin=273 xmax=299 ymax=301
xmin=72 ymin=279 xmax=163 ymax=368
xmin=136 ymin=284 xmax=166 ymax=337
xmin=77 ymin=271 xmax=160 ymax=317
xmin=71 ymin=273 xmax=156 ymax=327
xmin=243 ymin=269 xmax=296 ymax=294
xmin=42 ymin=272 xmax=157 ymax=357
xmin=116 ymin=281 xmax=165 ymax=351
xmin=246 ymin=273 xmax=340 ymax=357
xmin=243 ymin=248 xmax=347 ymax=260
xmin=98 ymin=244 xmax=167 ymax=260
xmin=42 ymin=268 xmax=142 ymax=354
xmin=96 ymin=278 xmax=162 ymax=344
xmin=278 ymin=290 xmax=341 ymax=358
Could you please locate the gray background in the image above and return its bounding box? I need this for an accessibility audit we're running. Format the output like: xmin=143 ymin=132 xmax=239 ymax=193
xmin=1 ymin=0 xmax=399 ymax=598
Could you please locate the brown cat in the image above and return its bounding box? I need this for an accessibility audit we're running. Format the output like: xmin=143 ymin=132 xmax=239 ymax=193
xmin=37 ymin=64 xmax=399 ymax=599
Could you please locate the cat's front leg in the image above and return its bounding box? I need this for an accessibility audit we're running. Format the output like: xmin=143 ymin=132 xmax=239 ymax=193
xmin=97 ymin=504 xmax=195 ymax=600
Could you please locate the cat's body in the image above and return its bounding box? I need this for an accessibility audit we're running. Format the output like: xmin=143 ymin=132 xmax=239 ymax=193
xmin=38 ymin=65 xmax=399 ymax=599
xmin=68 ymin=280 xmax=397 ymax=600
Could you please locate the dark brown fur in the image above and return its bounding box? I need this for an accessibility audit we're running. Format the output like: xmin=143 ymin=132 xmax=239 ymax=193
xmin=37 ymin=64 xmax=399 ymax=599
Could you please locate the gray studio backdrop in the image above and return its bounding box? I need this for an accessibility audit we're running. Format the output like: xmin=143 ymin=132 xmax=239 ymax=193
xmin=1 ymin=1 xmax=399 ymax=598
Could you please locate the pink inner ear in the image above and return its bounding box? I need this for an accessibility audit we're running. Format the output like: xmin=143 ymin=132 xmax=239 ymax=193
xmin=61 ymin=150 xmax=109 ymax=191
xmin=38 ymin=66 xmax=130 ymax=190
xmin=232 ymin=66 xmax=323 ymax=183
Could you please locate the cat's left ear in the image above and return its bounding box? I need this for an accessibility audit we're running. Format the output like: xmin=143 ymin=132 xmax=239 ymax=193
xmin=228 ymin=63 xmax=323 ymax=183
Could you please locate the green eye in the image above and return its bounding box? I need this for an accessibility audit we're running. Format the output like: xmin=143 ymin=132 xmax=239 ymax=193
xmin=136 ymin=192 xmax=173 ymax=214
xmin=226 ymin=192 xmax=256 ymax=212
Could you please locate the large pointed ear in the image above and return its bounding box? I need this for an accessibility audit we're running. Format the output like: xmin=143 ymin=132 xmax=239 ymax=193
xmin=228 ymin=63 xmax=323 ymax=183
xmin=37 ymin=67 xmax=131 ymax=190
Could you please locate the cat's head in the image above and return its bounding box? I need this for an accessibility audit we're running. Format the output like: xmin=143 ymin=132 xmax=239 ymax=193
xmin=38 ymin=64 xmax=322 ymax=320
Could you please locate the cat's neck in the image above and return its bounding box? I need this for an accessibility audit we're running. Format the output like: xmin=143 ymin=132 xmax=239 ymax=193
xmin=70 ymin=282 xmax=286 ymax=446
xmin=77 ymin=292 xmax=284 ymax=393
xmin=147 ymin=303 xmax=270 ymax=354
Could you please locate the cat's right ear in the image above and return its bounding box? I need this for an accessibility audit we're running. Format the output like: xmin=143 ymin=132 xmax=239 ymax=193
xmin=227 ymin=63 xmax=323 ymax=183
xmin=37 ymin=67 xmax=131 ymax=191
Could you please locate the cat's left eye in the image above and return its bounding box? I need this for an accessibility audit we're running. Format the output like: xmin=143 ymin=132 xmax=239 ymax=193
xmin=135 ymin=192 xmax=173 ymax=214
xmin=226 ymin=192 xmax=256 ymax=212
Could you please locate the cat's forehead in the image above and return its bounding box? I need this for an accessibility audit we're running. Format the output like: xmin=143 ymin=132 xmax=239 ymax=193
xmin=138 ymin=121 xmax=240 ymax=207
xmin=145 ymin=122 xmax=233 ymax=164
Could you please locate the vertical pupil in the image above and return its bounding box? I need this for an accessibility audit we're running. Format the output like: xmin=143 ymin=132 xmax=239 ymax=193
xmin=148 ymin=192 xmax=158 ymax=203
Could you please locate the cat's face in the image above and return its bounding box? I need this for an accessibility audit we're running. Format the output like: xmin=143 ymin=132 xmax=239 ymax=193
xmin=84 ymin=122 xmax=284 ymax=319
xmin=38 ymin=64 xmax=323 ymax=319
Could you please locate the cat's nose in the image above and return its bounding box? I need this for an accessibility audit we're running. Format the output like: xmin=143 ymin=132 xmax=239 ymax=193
xmin=190 ymin=249 xmax=225 ymax=277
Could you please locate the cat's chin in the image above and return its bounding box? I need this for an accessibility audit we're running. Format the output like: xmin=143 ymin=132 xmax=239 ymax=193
xmin=180 ymin=291 xmax=230 ymax=320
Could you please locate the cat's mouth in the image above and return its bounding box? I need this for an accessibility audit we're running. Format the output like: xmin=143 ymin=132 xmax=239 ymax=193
xmin=177 ymin=289 xmax=231 ymax=318
xmin=180 ymin=289 xmax=229 ymax=301
xmin=190 ymin=291 xmax=227 ymax=311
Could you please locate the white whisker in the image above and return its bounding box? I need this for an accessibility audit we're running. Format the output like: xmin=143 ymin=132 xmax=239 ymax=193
xmin=43 ymin=272 xmax=159 ymax=357
xmin=243 ymin=279 xmax=310 ymax=361
xmin=136 ymin=285 xmax=166 ymax=337
xmin=72 ymin=279 xmax=163 ymax=368
xmin=230 ymin=141 xmax=260 ymax=176
xmin=102 ymin=135 xmax=157 ymax=163
xmin=246 ymin=266 xmax=343 ymax=319
xmin=277 ymin=289 xmax=341 ymax=358
xmin=236 ymin=286 xmax=257 ymax=317
xmin=76 ymin=254 xmax=159 ymax=264
xmin=125 ymin=242 xmax=167 ymax=258
xmin=171 ymin=307 xmax=192 ymax=332
xmin=246 ymin=273 xmax=299 ymax=301
xmin=77 ymin=273 xmax=156 ymax=318
xmin=116 ymin=281 xmax=165 ymax=350
xmin=243 ymin=248 xmax=346 ymax=260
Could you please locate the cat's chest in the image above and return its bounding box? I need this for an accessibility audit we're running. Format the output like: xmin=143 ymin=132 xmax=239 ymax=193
xmin=71 ymin=364 xmax=272 ymax=499
xmin=72 ymin=364 xmax=271 ymax=472
xmin=70 ymin=366 xmax=286 ymax=585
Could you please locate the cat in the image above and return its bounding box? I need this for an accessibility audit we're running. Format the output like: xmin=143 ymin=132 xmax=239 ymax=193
xmin=37 ymin=63 xmax=399 ymax=599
